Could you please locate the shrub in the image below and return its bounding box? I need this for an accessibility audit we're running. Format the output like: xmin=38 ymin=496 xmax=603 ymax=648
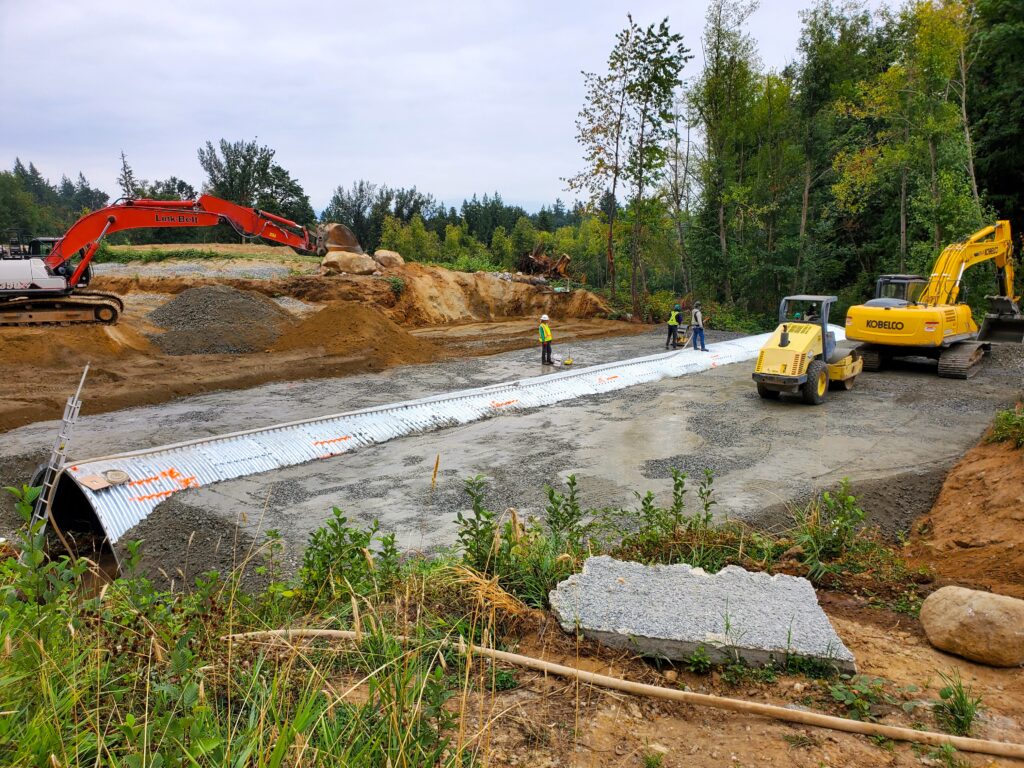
xmin=988 ymin=405 xmax=1024 ymax=448
xmin=791 ymin=480 xmax=865 ymax=581
xmin=299 ymin=508 xmax=399 ymax=605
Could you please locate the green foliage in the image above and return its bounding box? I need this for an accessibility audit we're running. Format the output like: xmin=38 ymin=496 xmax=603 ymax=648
xmin=299 ymin=508 xmax=399 ymax=605
xmin=927 ymin=744 xmax=970 ymax=768
xmin=684 ymin=645 xmax=712 ymax=674
xmin=791 ymin=479 xmax=865 ymax=581
xmin=828 ymin=674 xmax=890 ymax=721
xmin=455 ymin=476 xmax=584 ymax=608
xmin=987 ymin=405 xmax=1024 ymax=448
xmin=934 ymin=669 xmax=983 ymax=736
xmin=380 ymin=275 xmax=406 ymax=298
xmin=642 ymin=750 xmax=664 ymax=768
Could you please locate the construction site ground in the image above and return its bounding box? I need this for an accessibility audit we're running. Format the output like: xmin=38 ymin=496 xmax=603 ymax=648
xmin=2 ymin=255 xmax=1023 ymax=766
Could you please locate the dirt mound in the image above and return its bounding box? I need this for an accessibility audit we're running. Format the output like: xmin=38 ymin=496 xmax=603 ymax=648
xmin=908 ymin=438 xmax=1024 ymax=599
xmin=148 ymin=285 xmax=294 ymax=355
xmin=391 ymin=265 xmax=611 ymax=325
xmin=0 ymin=324 xmax=151 ymax=368
xmin=271 ymin=300 xmax=444 ymax=366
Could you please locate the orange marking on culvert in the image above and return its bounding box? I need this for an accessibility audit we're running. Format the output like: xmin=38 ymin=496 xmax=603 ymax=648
xmin=490 ymin=399 xmax=518 ymax=408
xmin=313 ymin=436 xmax=352 ymax=447
xmin=129 ymin=467 xmax=186 ymax=487
xmin=128 ymin=474 xmax=198 ymax=502
xmin=597 ymin=375 xmax=620 ymax=384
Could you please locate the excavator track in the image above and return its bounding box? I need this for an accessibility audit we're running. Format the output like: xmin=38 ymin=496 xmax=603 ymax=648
xmin=936 ymin=341 xmax=987 ymax=379
xmin=0 ymin=291 xmax=124 ymax=327
xmin=859 ymin=345 xmax=885 ymax=372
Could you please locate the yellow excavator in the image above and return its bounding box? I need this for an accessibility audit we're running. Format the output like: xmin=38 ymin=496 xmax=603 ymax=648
xmin=845 ymin=221 xmax=1023 ymax=378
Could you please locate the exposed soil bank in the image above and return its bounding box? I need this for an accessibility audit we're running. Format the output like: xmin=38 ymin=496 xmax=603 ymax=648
xmin=908 ymin=438 xmax=1024 ymax=599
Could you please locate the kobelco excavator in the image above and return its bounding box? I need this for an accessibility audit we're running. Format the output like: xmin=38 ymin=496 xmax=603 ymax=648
xmin=0 ymin=196 xmax=358 ymax=327
xmin=845 ymin=221 xmax=1023 ymax=378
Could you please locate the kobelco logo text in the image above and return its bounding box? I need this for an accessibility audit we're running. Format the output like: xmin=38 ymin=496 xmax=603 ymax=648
xmin=866 ymin=319 xmax=904 ymax=330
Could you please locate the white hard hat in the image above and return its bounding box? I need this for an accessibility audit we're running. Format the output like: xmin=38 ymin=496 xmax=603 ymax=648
xmin=540 ymin=314 xmax=549 ymax=321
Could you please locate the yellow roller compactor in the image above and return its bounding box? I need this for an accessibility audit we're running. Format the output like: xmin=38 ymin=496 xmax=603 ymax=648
xmin=753 ymin=295 xmax=863 ymax=405
xmin=845 ymin=221 xmax=1023 ymax=378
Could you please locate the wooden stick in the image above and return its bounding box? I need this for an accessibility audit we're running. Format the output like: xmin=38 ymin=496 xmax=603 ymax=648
xmin=223 ymin=628 xmax=1024 ymax=759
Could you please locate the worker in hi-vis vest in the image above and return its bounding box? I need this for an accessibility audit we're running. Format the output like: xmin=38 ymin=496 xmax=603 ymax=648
xmin=666 ymin=304 xmax=682 ymax=349
xmin=539 ymin=314 xmax=553 ymax=365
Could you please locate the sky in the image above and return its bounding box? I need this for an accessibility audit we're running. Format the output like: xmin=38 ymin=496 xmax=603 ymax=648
xmin=1 ymin=0 xmax=883 ymax=213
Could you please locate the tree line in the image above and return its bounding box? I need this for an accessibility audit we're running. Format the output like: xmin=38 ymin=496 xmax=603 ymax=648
xmin=1 ymin=0 xmax=1019 ymax=323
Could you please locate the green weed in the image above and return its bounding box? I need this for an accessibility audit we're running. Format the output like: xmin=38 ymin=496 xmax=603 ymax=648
xmin=988 ymin=405 xmax=1024 ymax=448
xmin=934 ymin=669 xmax=983 ymax=736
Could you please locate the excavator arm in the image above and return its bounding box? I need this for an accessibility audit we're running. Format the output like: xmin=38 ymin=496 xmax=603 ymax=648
xmin=42 ymin=195 xmax=323 ymax=288
xmin=920 ymin=220 xmax=1016 ymax=306
xmin=1 ymin=195 xmax=326 ymax=327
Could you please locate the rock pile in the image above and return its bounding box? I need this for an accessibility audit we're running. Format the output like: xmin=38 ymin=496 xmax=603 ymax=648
xmin=148 ymin=285 xmax=295 ymax=355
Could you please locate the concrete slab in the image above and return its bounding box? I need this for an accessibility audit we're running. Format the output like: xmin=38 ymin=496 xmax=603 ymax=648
xmin=549 ymin=556 xmax=857 ymax=672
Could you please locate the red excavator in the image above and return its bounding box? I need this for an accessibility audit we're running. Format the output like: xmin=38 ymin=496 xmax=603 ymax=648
xmin=0 ymin=195 xmax=336 ymax=327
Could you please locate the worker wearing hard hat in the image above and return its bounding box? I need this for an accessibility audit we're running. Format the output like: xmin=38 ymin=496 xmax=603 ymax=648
xmin=539 ymin=314 xmax=553 ymax=365
xmin=666 ymin=304 xmax=682 ymax=348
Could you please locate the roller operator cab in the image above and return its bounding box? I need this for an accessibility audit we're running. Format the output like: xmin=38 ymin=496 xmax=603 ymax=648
xmin=752 ymin=295 xmax=863 ymax=405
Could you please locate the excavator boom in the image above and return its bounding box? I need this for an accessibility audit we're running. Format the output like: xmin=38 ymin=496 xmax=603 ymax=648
xmin=845 ymin=220 xmax=1023 ymax=378
xmin=1 ymin=195 xmax=325 ymax=327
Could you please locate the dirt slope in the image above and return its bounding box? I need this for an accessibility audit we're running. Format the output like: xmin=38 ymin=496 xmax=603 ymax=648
xmin=908 ymin=438 xmax=1024 ymax=599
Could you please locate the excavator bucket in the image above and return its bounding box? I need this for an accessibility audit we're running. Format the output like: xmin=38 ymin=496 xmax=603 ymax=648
xmin=978 ymin=296 xmax=1024 ymax=343
xmin=316 ymin=222 xmax=363 ymax=257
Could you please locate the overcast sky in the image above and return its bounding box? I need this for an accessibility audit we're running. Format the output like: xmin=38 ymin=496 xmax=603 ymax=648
xmin=1 ymin=0 xmax=883 ymax=213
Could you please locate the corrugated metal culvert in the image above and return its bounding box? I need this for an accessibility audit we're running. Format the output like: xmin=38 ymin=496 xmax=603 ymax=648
xmin=51 ymin=331 xmax=834 ymax=550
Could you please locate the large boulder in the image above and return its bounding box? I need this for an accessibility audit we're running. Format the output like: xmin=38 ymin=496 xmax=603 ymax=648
xmin=322 ymin=252 xmax=378 ymax=276
xmin=373 ymin=249 xmax=405 ymax=268
xmin=919 ymin=586 xmax=1024 ymax=667
xmin=549 ymin=556 xmax=856 ymax=672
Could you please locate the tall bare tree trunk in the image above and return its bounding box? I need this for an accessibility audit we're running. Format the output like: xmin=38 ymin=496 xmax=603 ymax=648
xmin=795 ymin=160 xmax=811 ymax=292
xmin=958 ymin=45 xmax=981 ymax=219
xmin=899 ymin=168 xmax=908 ymax=273
xmin=718 ymin=199 xmax=732 ymax=303
xmin=928 ymin=137 xmax=941 ymax=250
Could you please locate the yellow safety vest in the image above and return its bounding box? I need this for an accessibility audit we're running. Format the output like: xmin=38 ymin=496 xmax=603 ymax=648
xmin=668 ymin=310 xmax=680 ymax=326
xmin=539 ymin=322 xmax=552 ymax=342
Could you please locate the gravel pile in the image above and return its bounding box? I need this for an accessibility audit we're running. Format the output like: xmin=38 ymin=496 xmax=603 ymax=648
xmin=148 ymin=285 xmax=295 ymax=355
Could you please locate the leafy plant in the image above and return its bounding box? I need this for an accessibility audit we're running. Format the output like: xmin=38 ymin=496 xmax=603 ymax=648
xmin=988 ymin=405 xmax=1024 ymax=448
xmin=299 ymin=507 xmax=398 ymax=604
xmin=828 ymin=674 xmax=889 ymax=721
xmin=791 ymin=479 xmax=865 ymax=581
xmin=934 ymin=669 xmax=983 ymax=736
xmin=685 ymin=645 xmax=712 ymax=674
xmin=456 ymin=475 xmax=498 ymax=572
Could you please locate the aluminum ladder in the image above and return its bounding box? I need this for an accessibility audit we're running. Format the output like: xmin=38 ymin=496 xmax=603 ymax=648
xmin=29 ymin=364 xmax=89 ymax=533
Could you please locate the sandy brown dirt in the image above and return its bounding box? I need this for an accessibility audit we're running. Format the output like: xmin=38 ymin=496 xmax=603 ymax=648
xmin=453 ymin=600 xmax=1024 ymax=767
xmin=271 ymin=300 xmax=443 ymax=365
xmin=907 ymin=438 xmax=1024 ymax=599
xmin=0 ymin=264 xmax=636 ymax=433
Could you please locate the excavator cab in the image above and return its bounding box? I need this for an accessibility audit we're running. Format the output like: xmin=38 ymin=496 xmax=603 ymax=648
xmin=867 ymin=275 xmax=929 ymax=307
